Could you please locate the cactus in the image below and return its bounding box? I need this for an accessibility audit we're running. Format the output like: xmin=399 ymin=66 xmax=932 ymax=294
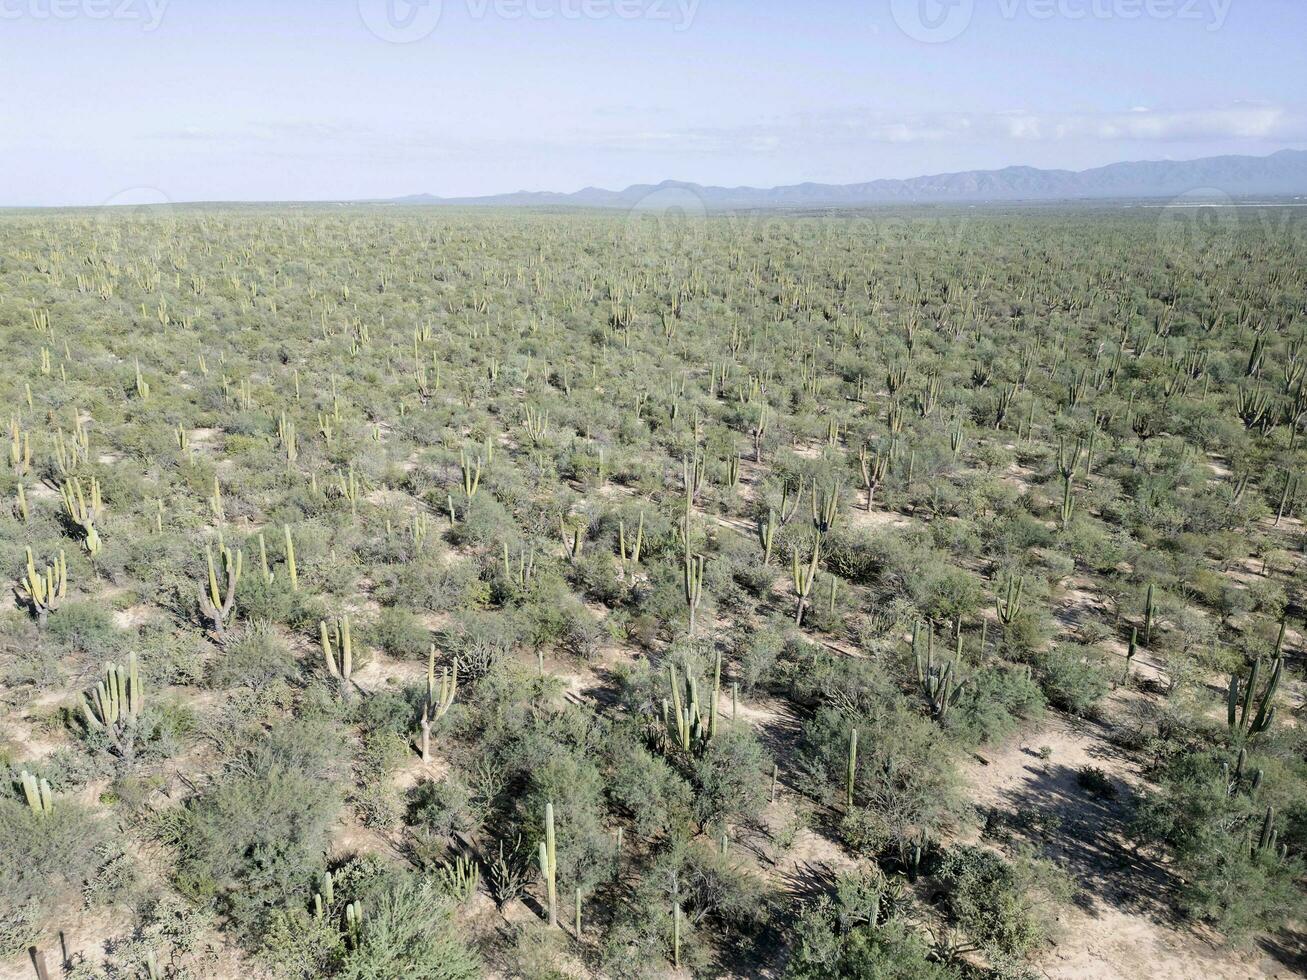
xmin=198 ymin=545 xmax=242 ymax=639
xmin=683 ymin=551 xmax=705 ymax=635
xmin=847 ymin=727 xmax=858 ymax=810
xmin=1123 ymin=627 xmax=1137 ymax=685
xmin=1228 ymin=655 xmax=1282 ymax=738
xmin=320 ymin=617 xmax=355 ymax=684
xmin=996 ymin=575 xmax=1023 ymax=626
xmin=916 ymin=630 xmax=966 ymax=721
xmin=812 ymin=482 xmax=839 ymax=537
xmin=9 ymin=418 xmax=30 ymax=475
xmin=20 ymin=770 xmax=54 ymax=815
xmin=858 ymin=445 xmax=888 ymax=511
xmin=666 ymin=659 xmax=720 ymax=753
xmin=792 ymin=540 xmax=820 ymax=626
xmin=539 ymin=802 xmax=558 ymax=926
xmin=61 ymin=476 xmax=104 ymax=556
xmin=1142 ymin=582 xmax=1156 ymax=646
xmin=19 ymin=547 xmax=66 ymax=627
xmin=438 ymin=854 xmax=480 ymax=903
xmin=757 ymin=510 xmax=776 ymax=565
xmin=345 ymin=901 xmax=363 ymax=949
xmin=460 ymin=450 xmax=482 ymax=499
xmin=419 ymin=648 xmax=457 ymax=763
xmin=283 ymin=524 xmax=298 ymax=590
xmin=82 ymin=652 xmax=143 ymax=749
xmin=618 ymin=513 xmax=644 ymax=577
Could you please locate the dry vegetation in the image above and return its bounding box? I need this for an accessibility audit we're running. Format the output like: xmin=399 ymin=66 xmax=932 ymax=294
xmin=1 ymin=203 xmax=1305 ymax=979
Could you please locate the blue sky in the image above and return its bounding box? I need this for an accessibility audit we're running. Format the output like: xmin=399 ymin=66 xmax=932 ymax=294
xmin=1 ymin=0 xmax=1304 ymax=205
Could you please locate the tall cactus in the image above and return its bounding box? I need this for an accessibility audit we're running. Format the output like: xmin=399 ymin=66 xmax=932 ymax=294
xmin=419 ymin=647 xmax=457 ymax=764
xmin=916 ymin=630 xmax=966 ymax=721
xmin=539 ymin=802 xmax=558 ymax=927
xmin=757 ymin=510 xmax=776 ymax=565
xmin=283 ymin=524 xmax=299 ymax=591
xmin=320 ymin=617 xmax=355 ymax=684
xmin=19 ymin=547 xmax=66 ymax=627
xmin=858 ymin=445 xmax=888 ymax=511
xmin=82 ymin=652 xmax=143 ymax=749
xmin=847 ymin=727 xmax=858 ymax=809
xmin=683 ymin=551 xmax=705 ymax=635
xmin=1228 ymin=655 xmax=1282 ymax=738
xmin=666 ymin=660 xmax=719 ymax=753
xmin=61 ymin=476 xmax=104 ymax=555
xmin=198 ymin=545 xmax=242 ymax=639
xmin=996 ymin=575 xmax=1024 ymax=626
xmin=792 ymin=540 xmax=820 ymax=626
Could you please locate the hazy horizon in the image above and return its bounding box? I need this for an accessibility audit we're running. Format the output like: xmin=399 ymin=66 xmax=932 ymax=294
xmin=3 ymin=0 xmax=1306 ymax=206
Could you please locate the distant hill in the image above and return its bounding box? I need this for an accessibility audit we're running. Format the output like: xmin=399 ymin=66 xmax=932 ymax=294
xmin=393 ymin=149 xmax=1307 ymax=209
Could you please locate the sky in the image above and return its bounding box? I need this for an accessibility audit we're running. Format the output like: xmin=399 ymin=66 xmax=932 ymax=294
xmin=1 ymin=0 xmax=1305 ymax=205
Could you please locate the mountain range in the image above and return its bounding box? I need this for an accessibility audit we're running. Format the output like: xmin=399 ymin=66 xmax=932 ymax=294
xmin=391 ymin=149 xmax=1307 ymax=209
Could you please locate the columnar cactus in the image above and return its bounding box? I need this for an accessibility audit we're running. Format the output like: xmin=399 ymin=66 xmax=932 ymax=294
xmin=320 ymin=617 xmax=354 ymax=683
xmin=198 ymin=545 xmax=242 ymax=639
xmin=847 ymin=727 xmax=858 ymax=809
xmin=1228 ymin=655 xmax=1282 ymax=738
xmin=61 ymin=476 xmax=104 ymax=555
xmin=419 ymin=648 xmax=457 ymax=763
xmin=683 ymin=551 xmax=705 ymax=635
xmin=20 ymin=547 xmax=66 ymax=627
xmin=757 ymin=510 xmax=776 ymax=565
xmin=539 ymin=802 xmax=558 ymax=927
xmin=996 ymin=575 xmax=1024 ymax=626
xmin=792 ymin=541 xmax=820 ymax=626
xmin=20 ymin=770 xmax=54 ymax=815
xmin=460 ymin=450 xmax=482 ymax=499
xmin=916 ymin=631 xmax=966 ymax=721
xmin=283 ymin=524 xmax=299 ymax=590
xmin=618 ymin=513 xmax=644 ymax=577
xmin=82 ymin=652 xmax=143 ymax=748
xmin=858 ymin=445 xmax=888 ymax=510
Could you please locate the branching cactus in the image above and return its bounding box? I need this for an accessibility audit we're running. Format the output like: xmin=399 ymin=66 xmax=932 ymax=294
xmin=916 ymin=630 xmax=966 ymax=721
xmin=20 ymin=770 xmax=54 ymax=815
xmin=618 ymin=513 xmax=644 ymax=577
xmin=61 ymin=476 xmax=104 ymax=556
xmin=811 ymin=482 xmax=839 ymax=537
xmin=996 ymin=575 xmax=1024 ymax=626
xmin=666 ymin=659 xmax=720 ymax=753
xmin=792 ymin=541 xmax=820 ymax=626
xmin=419 ymin=647 xmax=457 ymax=763
xmin=199 ymin=545 xmax=242 ymax=639
xmin=82 ymin=652 xmax=143 ymax=750
xmin=1228 ymin=655 xmax=1283 ymax=738
xmin=321 ymin=616 xmax=355 ymax=684
xmin=20 ymin=547 xmax=67 ymax=627
xmin=858 ymin=445 xmax=888 ymax=511
xmin=460 ymin=450 xmax=482 ymax=500
xmin=9 ymin=418 xmax=31 ymax=476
